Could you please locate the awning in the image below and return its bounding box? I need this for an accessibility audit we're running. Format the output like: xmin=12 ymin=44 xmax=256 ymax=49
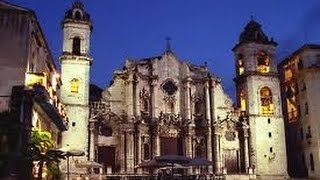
xmin=33 ymin=93 xmax=67 ymax=131
xmin=76 ymin=161 xmax=103 ymax=168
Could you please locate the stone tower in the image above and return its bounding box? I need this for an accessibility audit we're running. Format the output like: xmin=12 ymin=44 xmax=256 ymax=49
xmin=233 ymin=20 xmax=288 ymax=178
xmin=59 ymin=0 xmax=92 ymax=172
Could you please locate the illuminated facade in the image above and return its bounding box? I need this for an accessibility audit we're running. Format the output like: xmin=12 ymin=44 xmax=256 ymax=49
xmin=279 ymin=44 xmax=320 ymax=178
xmin=86 ymin=20 xmax=288 ymax=179
xmin=0 ymin=1 xmax=68 ymax=179
xmin=233 ymin=20 xmax=288 ymax=178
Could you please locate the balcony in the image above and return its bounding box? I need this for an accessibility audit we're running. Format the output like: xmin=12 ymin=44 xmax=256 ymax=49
xmin=32 ymin=85 xmax=68 ymax=131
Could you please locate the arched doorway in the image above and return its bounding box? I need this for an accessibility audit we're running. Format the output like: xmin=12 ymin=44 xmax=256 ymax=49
xmin=98 ymin=146 xmax=116 ymax=174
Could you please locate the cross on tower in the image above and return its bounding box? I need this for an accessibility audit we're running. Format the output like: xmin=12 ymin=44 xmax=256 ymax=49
xmin=165 ymin=36 xmax=172 ymax=52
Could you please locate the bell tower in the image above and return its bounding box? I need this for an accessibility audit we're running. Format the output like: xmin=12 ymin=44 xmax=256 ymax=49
xmin=60 ymin=0 xmax=92 ymax=164
xmin=233 ymin=20 xmax=288 ymax=178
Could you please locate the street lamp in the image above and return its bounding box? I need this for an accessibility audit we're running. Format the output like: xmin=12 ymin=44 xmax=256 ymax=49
xmin=62 ymin=149 xmax=85 ymax=180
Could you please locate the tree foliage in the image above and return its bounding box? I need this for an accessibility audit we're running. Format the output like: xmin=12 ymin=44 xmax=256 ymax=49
xmin=28 ymin=129 xmax=65 ymax=180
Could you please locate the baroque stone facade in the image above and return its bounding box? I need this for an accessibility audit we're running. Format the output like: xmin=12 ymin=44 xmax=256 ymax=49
xmin=87 ymin=22 xmax=288 ymax=178
xmin=89 ymin=49 xmax=251 ymax=175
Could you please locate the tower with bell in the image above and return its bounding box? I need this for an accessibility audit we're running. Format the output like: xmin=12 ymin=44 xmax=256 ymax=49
xmin=59 ymin=0 xmax=93 ymax=178
xmin=232 ymin=19 xmax=288 ymax=178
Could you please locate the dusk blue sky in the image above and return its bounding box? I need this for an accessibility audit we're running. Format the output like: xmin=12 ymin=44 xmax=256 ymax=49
xmin=8 ymin=0 xmax=320 ymax=98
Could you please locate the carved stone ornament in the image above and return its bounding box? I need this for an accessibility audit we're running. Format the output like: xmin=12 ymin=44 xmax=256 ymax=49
xmin=161 ymin=79 xmax=178 ymax=96
xmin=140 ymin=87 xmax=150 ymax=99
xmin=158 ymin=112 xmax=191 ymax=137
xmin=163 ymin=95 xmax=176 ymax=103
xmin=225 ymin=131 xmax=236 ymax=141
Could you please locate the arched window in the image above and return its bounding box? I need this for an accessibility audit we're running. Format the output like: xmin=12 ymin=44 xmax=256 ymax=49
xmin=74 ymin=11 xmax=82 ymax=20
xmin=237 ymin=54 xmax=244 ymax=75
xmin=239 ymin=89 xmax=246 ymax=111
xmin=195 ymin=140 xmax=205 ymax=158
xmin=260 ymin=87 xmax=274 ymax=114
xmin=72 ymin=37 xmax=81 ymax=55
xmin=194 ymin=99 xmax=202 ymax=115
xmin=257 ymin=51 xmax=270 ymax=73
xmin=310 ymin=153 xmax=315 ymax=171
xmin=142 ymin=99 xmax=149 ymax=113
xmin=144 ymin=144 xmax=150 ymax=160
xmin=70 ymin=78 xmax=79 ymax=93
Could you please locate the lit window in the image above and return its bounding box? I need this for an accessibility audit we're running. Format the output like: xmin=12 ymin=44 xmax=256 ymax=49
xmin=284 ymin=68 xmax=293 ymax=80
xmin=239 ymin=89 xmax=246 ymax=111
xmin=238 ymin=54 xmax=244 ymax=75
xmin=70 ymin=78 xmax=79 ymax=93
xmin=257 ymin=51 xmax=270 ymax=73
xmin=260 ymin=87 xmax=274 ymax=114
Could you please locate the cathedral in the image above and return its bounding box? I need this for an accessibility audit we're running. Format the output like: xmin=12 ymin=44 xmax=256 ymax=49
xmin=59 ymin=1 xmax=288 ymax=179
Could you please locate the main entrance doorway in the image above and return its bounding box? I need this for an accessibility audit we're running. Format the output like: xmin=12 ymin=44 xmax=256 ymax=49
xmin=160 ymin=137 xmax=183 ymax=155
xmin=98 ymin=146 xmax=116 ymax=173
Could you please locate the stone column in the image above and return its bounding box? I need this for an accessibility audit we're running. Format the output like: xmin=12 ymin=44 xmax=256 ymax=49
xmin=153 ymin=128 xmax=160 ymax=157
xmin=185 ymin=129 xmax=193 ymax=158
xmin=243 ymin=127 xmax=250 ymax=173
xmin=214 ymin=130 xmax=221 ymax=174
xmin=185 ymin=78 xmax=193 ymax=174
xmin=186 ymin=77 xmax=192 ymax=121
xmin=205 ymin=81 xmax=213 ymax=173
xmin=185 ymin=128 xmax=193 ymax=174
xmin=247 ymin=117 xmax=256 ymax=173
xmin=210 ymin=78 xmax=216 ymax=123
xmin=151 ymin=79 xmax=158 ymax=117
xmin=120 ymin=132 xmax=126 ymax=173
xmin=135 ymin=78 xmax=140 ymax=117
xmin=126 ymin=131 xmax=134 ymax=173
xmin=205 ymin=81 xmax=211 ymax=121
xmin=151 ymin=79 xmax=160 ymax=157
xmin=127 ymin=74 xmax=134 ymax=121
xmin=88 ymin=119 xmax=97 ymax=161
xmin=137 ymin=127 xmax=142 ymax=174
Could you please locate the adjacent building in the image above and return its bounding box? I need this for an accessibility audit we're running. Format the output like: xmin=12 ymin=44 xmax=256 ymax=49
xmin=0 ymin=1 xmax=68 ymax=179
xmin=279 ymin=44 xmax=320 ymax=178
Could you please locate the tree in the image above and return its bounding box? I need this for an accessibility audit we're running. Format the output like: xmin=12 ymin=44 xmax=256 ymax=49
xmin=28 ymin=130 xmax=65 ymax=180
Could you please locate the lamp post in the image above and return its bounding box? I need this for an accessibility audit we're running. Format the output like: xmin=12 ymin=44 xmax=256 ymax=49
xmin=63 ymin=149 xmax=85 ymax=180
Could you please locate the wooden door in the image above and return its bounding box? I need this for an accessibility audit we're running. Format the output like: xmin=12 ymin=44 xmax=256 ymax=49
xmin=98 ymin=146 xmax=116 ymax=173
xmin=224 ymin=149 xmax=239 ymax=174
